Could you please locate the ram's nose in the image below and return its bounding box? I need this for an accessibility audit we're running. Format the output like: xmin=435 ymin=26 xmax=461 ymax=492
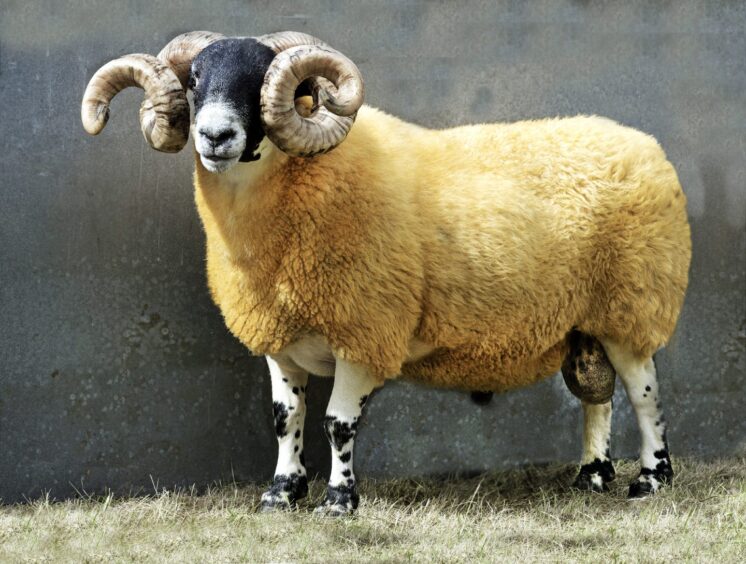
xmin=198 ymin=126 xmax=238 ymax=148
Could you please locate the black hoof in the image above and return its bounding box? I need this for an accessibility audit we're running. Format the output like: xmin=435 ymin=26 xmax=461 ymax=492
xmin=314 ymin=483 xmax=358 ymax=517
xmin=628 ymin=464 xmax=673 ymax=499
xmin=313 ymin=504 xmax=353 ymax=517
xmin=572 ymin=458 xmax=615 ymax=493
xmin=572 ymin=471 xmax=609 ymax=493
xmin=260 ymin=473 xmax=308 ymax=511
xmin=260 ymin=497 xmax=294 ymax=512
xmin=628 ymin=478 xmax=656 ymax=498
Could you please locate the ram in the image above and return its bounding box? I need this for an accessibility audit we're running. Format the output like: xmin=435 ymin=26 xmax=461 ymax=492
xmin=82 ymin=31 xmax=691 ymax=515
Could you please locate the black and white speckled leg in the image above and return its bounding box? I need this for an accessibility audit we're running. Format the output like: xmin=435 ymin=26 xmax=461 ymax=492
xmin=314 ymin=358 xmax=379 ymax=517
xmin=260 ymin=356 xmax=309 ymax=511
xmin=602 ymin=341 xmax=673 ymax=498
xmin=573 ymin=400 xmax=615 ymax=492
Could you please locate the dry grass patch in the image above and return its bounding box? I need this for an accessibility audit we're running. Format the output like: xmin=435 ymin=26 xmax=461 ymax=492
xmin=1 ymin=457 xmax=744 ymax=562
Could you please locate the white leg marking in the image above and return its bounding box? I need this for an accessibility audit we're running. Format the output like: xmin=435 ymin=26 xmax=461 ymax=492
xmin=573 ymin=400 xmax=615 ymax=492
xmin=315 ymin=358 xmax=381 ymax=515
xmin=268 ymin=356 xmax=308 ymax=478
xmin=601 ymin=340 xmax=672 ymax=497
xmin=260 ymin=355 xmax=309 ymax=510
xmin=581 ymin=401 xmax=612 ymax=465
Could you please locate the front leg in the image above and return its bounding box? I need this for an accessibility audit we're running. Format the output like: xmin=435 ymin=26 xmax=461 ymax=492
xmin=315 ymin=358 xmax=381 ymax=517
xmin=260 ymin=355 xmax=309 ymax=511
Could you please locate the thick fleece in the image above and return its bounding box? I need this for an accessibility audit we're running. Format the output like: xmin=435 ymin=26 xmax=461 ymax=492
xmin=194 ymin=107 xmax=691 ymax=391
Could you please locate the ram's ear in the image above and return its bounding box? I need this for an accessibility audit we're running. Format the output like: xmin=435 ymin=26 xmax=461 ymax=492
xmin=292 ymin=78 xmax=337 ymax=119
xmin=184 ymin=59 xmax=201 ymax=93
xmin=294 ymin=96 xmax=315 ymax=118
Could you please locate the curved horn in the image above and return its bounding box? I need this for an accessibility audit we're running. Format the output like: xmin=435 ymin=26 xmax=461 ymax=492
xmin=256 ymin=32 xmax=339 ymax=111
xmin=255 ymin=31 xmax=329 ymax=53
xmin=81 ymin=54 xmax=190 ymax=153
xmin=257 ymin=33 xmax=364 ymax=157
xmin=82 ymin=31 xmax=224 ymax=153
xmin=157 ymin=30 xmax=226 ymax=88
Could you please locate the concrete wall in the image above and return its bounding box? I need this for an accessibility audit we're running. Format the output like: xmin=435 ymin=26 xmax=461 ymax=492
xmin=1 ymin=1 xmax=744 ymax=502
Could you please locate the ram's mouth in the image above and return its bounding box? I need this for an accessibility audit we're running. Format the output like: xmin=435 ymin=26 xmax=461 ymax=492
xmin=199 ymin=152 xmax=240 ymax=173
xmin=202 ymin=153 xmax=233 ymax=162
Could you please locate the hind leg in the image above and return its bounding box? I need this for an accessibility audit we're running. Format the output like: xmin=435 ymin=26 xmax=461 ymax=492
xmin=573 ymin=400 xmax=615 ymax=492
xmin=562 ymin=331 xmax=616 ymax=491
xmin=601 ymin=340 xmax=673 ymax=498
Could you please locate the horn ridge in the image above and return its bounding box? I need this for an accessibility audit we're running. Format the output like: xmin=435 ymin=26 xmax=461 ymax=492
xmin=157 ymin=30 xmax=226 ymax=87
xmin=81 ymin=53 xmax=190 ymax=153
xmin=82 ymin=31 xmax=224 ymax=153
xmin=258 ymin=39 xmax=364 ymax=157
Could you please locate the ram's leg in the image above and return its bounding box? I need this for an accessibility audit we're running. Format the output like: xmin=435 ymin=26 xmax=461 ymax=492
xmin=260 ymin=355 xmax=309 ymax=511
xmin=601 ymin=340 xmax=673 ymax=498
xmin=315 ymin=358 xmax=381 ymax=516
xmin=573 ymin=400 xmax=615 ymax=492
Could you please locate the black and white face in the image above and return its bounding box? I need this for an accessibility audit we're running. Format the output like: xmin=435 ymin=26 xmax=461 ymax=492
xmin=190 ymin=38 xmax=276 ymax=173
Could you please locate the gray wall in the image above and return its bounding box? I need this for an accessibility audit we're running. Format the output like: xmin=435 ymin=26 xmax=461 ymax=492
xmin=1 ymin=1 xmax=744 ymax=502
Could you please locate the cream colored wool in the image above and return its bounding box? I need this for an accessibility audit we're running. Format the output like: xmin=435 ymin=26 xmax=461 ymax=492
xmin=195 ymin=106 xmax=691 ymax=391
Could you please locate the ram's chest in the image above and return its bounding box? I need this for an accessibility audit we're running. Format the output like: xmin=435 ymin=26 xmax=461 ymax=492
xmin=203 ymin=238 xmax=308 ymax=355
xmin=194 ymin=157 xmax=318 ymax=355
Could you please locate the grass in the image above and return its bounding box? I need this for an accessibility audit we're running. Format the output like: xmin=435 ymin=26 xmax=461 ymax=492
xmin=0 ymin=458 xmax=744 ymax=563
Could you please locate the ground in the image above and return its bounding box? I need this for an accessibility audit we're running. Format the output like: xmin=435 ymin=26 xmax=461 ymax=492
xmin=1 ymin=457 xmax=743 ymax=562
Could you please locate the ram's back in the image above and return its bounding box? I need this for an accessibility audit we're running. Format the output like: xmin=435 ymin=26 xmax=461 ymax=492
xmin=352 ymin=109 xmax=692 ymax=391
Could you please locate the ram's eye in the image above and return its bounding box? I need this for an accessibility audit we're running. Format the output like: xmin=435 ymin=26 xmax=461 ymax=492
xmin=189 ymin=70 xmax=200 ymax=89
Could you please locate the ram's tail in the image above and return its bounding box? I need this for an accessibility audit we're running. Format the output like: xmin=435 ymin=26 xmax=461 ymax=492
xmin=470 ymin=390 xmax=494 ymax=405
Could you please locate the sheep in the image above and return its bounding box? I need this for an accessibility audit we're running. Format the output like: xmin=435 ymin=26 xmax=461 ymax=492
xmin=82 ymin=31 xmax=691 ymax=515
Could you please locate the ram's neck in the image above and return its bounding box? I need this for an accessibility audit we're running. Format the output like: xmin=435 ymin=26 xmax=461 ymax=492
xmin=196 ymin=137 xmax=284 ymax=198
xmin=194 ymin=137 xmax=289 ymax=257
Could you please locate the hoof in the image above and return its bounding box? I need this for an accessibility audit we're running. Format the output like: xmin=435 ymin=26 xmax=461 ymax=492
xmin=314 ymin=483 xmax=358 ymax=517
xmin=628 ymin=476 xmax=658 ymax=498
xmin=628 ymin=472 xmax=671 ymax=499
xmin=313 ymin=503 xmax=354 ymax=517
xmin=260 ymin=473 xmax=308 ymax=512
xmin=571 ymin=458 xmax=615 ymax=493
xmin=260 ymin=496 xmax=295 ymax=512
xmin=629 ymin=457 xmax=673 ymax=498
xmin=572 ymin=471 xmax=609 ymax=493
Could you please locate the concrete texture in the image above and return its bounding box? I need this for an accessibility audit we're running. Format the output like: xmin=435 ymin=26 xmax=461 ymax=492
xmin=0 ymin=1 xmax=744 ymax=502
